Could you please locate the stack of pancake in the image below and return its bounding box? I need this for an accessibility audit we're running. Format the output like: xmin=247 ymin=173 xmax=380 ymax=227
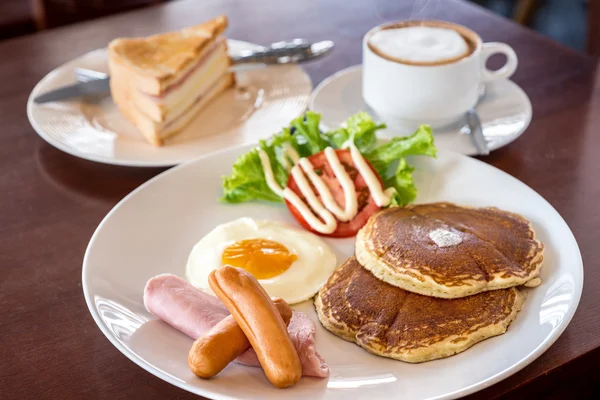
xmin=315 ymin=202 xmax=544 ymax=363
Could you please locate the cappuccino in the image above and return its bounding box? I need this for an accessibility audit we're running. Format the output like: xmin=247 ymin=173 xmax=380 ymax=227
xmin=362 ymin=19 xmax=518 ymax=129
xmin=368 ymin=23 xmax=475 ymax=66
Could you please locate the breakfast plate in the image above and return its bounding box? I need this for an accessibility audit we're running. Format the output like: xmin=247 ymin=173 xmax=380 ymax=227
xmin=83 ymin=141 xmax=582 ymax=399
xmin=27 ymin=40 xmax=312 ymax=167
xmin=310 ymin=65 xmax=532 ymax=156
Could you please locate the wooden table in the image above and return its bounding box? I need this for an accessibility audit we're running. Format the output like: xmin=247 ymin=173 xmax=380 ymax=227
xmin=1 ymin=0 xmax=599 ymax=398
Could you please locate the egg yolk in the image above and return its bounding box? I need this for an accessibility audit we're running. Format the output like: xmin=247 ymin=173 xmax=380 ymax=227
xmin=221 ymin=239 xmax=298 ymax=279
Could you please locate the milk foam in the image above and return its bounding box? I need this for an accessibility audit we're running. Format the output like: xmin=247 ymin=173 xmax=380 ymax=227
xmin=369 ymin=26 xmax=470 ymax=64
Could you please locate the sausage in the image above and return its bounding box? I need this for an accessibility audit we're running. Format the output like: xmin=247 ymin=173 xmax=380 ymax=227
xmin=188 ymin=298 xmax=293 ymax=378
xmin=208 ymin=266 xmax=302 ymax=388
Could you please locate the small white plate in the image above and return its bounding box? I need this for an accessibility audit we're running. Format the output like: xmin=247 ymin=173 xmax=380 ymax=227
xmin=83 ymin=145 xmax=582 ymax=400
xmin=310 ymin=65 xmax=532 ymax=156
xmin=27 ymin=40 xmax=312 ymax=167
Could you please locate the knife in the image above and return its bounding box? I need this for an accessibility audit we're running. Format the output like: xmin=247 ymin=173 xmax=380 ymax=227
xmin=33 ymin=78 xmax=111 ymax=104
xmin=465 ymin=84 xmax=489 ymax=156
xmin=465 ymin=108 xmax=489 ymax=156
xmin=33 ymin=39 xmax=334 ymax=104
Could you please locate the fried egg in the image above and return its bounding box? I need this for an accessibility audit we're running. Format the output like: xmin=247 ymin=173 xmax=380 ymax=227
xmin=186 ymin=218 xmax=337 ymax=304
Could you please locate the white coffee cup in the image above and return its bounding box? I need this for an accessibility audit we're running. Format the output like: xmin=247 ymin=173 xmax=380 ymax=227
xmin=362 ymin=20 xmax=518 ymax=130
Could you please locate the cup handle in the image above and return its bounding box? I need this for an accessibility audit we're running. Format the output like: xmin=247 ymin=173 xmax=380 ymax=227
xmin=481 ymin=42 xmax=518 ymax=82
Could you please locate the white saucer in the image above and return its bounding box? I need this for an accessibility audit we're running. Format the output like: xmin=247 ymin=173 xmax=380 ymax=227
xmin=27 ymin=40 xmax=312 ymax=167
xmin=310 ymin=65 xmax=532 ymax=156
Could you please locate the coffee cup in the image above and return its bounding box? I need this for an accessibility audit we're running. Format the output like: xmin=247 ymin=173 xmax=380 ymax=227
xmin=362 ymin=20 xmax=518 ymax=130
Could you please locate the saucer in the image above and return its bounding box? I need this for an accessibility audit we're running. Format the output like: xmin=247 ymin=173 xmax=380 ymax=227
xmin=27 ymin=40 xmax=312 ymax=167
xmin=309 ymin=65 xmax=532 ymax=156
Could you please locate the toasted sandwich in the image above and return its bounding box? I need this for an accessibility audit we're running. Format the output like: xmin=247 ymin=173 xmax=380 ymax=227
xmin=108 ymin=16 xmax=235 ymax=146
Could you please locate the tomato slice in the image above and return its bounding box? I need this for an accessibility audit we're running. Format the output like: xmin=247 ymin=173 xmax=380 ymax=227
xmin=284 ymin=149 xmax=382 ymax=238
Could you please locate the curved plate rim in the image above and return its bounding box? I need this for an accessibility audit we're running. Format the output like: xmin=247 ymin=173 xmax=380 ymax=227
xmin=309 ymin=64 xmax=533 ymax=156
xmin=82 ymin=144 xmax=582 ymax=400
xmin=27 ymin=40 xmax=312 ymax=168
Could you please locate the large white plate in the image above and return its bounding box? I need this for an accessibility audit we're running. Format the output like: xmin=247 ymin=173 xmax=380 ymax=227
xmin=27 ymin=41 xmax=312 ymax=167
xmin=310 ymin=65 xmax=532 ymax=156
xmin=83 ymin=145 xmax=582 ymax=399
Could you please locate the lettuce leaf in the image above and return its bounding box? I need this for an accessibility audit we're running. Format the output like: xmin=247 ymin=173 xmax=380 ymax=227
xmin=289 ymin=112 xmax=329 ymax=157
xmin=384 ymin=158 xmax=418 ymax=207
xmin=323 ymin=111 xmax=385 ymax=153
xmin=221 ymin=148 xmax=284 ymax=203
xmin=220 ymin=112 xmax=436 ymax=207
xmin=221 ymin=111 xmax=331 ymax=204
xmin=364 ymin=125 xmax=436 ymax=206
xmin=221 ymin=124 xmax=298 ymax=203
xmin=364 ymin=125 xmax=436 ymax=178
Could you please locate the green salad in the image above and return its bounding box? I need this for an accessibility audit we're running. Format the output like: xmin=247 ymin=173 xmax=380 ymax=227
xmin=222 ymin=111 xmax=436 ymax=207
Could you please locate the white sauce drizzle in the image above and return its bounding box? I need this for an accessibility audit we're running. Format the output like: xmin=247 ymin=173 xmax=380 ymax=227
xmin=349 ymin=144 xmax=393 ymax=207
xmin=280 ymin=142 xmax=300 ymax=171
xmin=298 ymin=154 xmax=356 ymax=222
xmin=323 ymin=147 xmax=358 ymax=221
xmin=287 ymin=165 xmax=338 ymax=233
xmin=259 ymin=143 xmax=393 ymax=233
xmin=340 ymin=137 xmax=354 ymax=149
xmin=258 ymin=148 xmax=284 ymax=196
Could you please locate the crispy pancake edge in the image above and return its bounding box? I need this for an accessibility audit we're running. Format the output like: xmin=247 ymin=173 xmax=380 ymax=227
xmin=356 ymin=203 xmax=544 ymax=299
xmin=314 ymin=258 xmax=524 ymax=363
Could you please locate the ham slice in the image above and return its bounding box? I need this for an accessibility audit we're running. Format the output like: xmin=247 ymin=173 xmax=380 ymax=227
xmin=143 ymin=274 xmax=329 ymax=378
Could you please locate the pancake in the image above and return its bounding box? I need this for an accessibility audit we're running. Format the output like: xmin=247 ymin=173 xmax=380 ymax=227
xmin=314 ymin=257 xmax=523 ymax=363
xmin=356 ymin=202 xmax=544 ymax=298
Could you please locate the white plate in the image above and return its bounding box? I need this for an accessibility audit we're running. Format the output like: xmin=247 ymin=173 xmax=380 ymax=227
xmin=310 ymin=65 xmax=532 ymax=156
xmin=83 ymin=145 xmax=582 ymax=400
xmin=27 ymin=41 xmax=312 ymax=167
